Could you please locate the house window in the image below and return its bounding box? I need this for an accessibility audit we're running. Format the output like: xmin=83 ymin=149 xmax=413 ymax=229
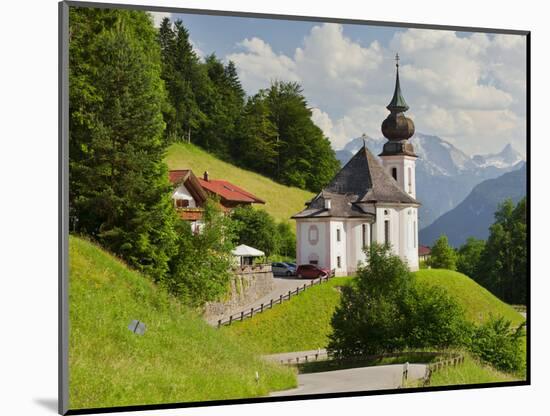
xmin=337 ymin=256 xmax=341 ymax=268
xmin=175 ymin=199 xmax=190 ymax=208
xmin=408 ymin=167 xmax=412 ymax=193
xmin=391 ymin=167 xmax=397 ymax=181
xmin=384 ymin=220 xmax=390 ymax=247
xmin=336 ymin=228 xmax=341 ymax=242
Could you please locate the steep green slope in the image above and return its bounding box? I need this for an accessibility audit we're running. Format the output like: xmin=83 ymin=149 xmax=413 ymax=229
xmin=414 ymin=269 xmax=524 ymax=326
xmin=165 ymin=143 xmax=314 ymax=224
xmin=225 ymin=270 xmax=524 ymax=354
xmin=223 ymin=277 xmax=352 ymax=354
xmin=69 ymin=236 xmax=295 ymax=410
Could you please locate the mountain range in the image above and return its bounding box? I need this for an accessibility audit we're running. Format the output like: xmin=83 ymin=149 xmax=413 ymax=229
xmin=336 ymin=134 xmax=525 ymax=229
xmin=419 ymin=163 xmax=527 ymax=247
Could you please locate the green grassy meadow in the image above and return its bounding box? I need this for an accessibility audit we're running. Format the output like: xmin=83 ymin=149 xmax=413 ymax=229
xmin=224 ymin=270 xmax=525 ymax=357
xmin=69 ymin=236 xmax=296 ymax=410
xmin=415 ymin=269 xmax=524 ymax=326
xmin=427 ymin=353 xmax=521 ymax=386
xmin=165 ymin=143 xmax=314 ymax=225
xmin=223 ymin=277 xmax=353 ymax=354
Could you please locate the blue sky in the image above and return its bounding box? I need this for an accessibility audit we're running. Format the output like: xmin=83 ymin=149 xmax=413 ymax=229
xmin=152 ymin=12 xmax=527 ymax=156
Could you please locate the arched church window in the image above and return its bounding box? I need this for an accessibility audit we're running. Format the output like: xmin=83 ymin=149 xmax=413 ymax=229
xmin=391 ymin=167 xmax=397 ymax=180
xmin=408 ymin=167 xmax=412 ymax=193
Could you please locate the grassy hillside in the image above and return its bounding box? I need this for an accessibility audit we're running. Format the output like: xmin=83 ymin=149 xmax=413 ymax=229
xmin=69 ymin=236 xmax=295 ymax=410
xmin=414 ymin=269 xmax=524 ymax=326
xmin=165 ymin=143 xmax=314 ymax=224
xmin=223 ymin=277 xmax=353 ymax=354
xmin=225 ymin=270 xmax=524 ymax=355
xmin=426 ymin=353 xmax=521 ymax=386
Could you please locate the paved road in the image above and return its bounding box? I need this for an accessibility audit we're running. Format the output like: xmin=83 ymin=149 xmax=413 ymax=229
xmin=207 ymin=275 xmax=317 ymax=325
xmin=269 ymin=363 xmax=427 ymax=396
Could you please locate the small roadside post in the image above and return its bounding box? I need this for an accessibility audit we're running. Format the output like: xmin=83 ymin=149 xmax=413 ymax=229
xmin=402 ymin=362 xmax=409 ymax=387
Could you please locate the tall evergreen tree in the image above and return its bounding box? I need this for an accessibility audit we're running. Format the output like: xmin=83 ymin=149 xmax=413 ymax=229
xmin=263 ymin=81 xmax=340 ymax=191
xmin=233 ymin=92 xmax=279 ymax=174
xmin=69 ymin=8 xmax=177 ymax=280
xmin=158 ymin=18 xmax=206 ymax=143
xmin=427 ymin=235 xmax=457 ymax=270
xmin=477 ymin=198 xmax=527 ymax=304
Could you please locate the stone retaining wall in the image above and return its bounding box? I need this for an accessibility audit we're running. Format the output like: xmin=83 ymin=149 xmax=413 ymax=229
xmin=203 ymin=264 xmax=274 ymax=322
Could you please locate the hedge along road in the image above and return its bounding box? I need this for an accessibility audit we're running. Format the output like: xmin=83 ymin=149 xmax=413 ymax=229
xmin=269 ymin=363 xmax=427 ymax=396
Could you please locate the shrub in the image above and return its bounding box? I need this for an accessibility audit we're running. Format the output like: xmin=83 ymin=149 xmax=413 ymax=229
xmin=407 ymin=284 xmax=471 ymax=350
xmin=469 ymin=316 xmax=526 ymax=373
xmin=167 ymin=198 xmax=237 ymax=306
xmin=232 ymin=206 xmax=295 ymax=258
xmin=328 ymin=244 xmax=414 ymax=357
xmin=275 ymin=221 xmax=296 ymax=258
xmin=232 ymin=206 xmax=278 ymax=257
xmin=328 ymin=244 xmax=469 ymax=358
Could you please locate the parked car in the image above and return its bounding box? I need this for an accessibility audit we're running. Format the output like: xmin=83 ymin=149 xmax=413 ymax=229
xmin=271 ymin=262 xmax=296 ymax=276
xmin=296 ymin=264 xmax=330 ymax=279
xmin=284 ymin=262 xmax=297 ymax=269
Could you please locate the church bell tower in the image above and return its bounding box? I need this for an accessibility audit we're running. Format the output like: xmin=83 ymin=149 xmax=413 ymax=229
xmin=379 ymin=54 xmax=417 ymax=198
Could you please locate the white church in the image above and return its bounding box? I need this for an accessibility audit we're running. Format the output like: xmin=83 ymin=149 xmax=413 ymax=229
xmin=293 ymin=57 xmax=420 ymax=275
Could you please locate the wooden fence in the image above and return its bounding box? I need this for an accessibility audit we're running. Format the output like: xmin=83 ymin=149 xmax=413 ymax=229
xmin=416 ymin=352 xmax=465 ymax=387
xmin=277 ymin=350 xmax=462 ymax=367
xmin=217 ymin=269 xmax=336 ymax=328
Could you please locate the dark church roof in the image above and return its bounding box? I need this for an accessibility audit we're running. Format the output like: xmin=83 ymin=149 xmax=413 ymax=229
xmin=292 ymin=143 xmax=419 ymax=219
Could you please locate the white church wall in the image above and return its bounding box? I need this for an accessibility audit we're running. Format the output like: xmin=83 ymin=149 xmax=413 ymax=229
xmin=329 ymin=220 xmax=347 ymax=276
xmin=398 ymin=207 xmax=419 ymax=271
xmin=375 ymin=206 xmax=400 ymax=256
xmin=296 ymin=220 xmax=329 ymax=268
xmin=345 ymin=220 xmax=370 ymax=275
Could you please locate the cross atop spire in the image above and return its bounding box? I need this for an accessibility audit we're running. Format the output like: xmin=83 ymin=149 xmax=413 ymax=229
xmin=386 ymin=53 xmax=409 ymax=113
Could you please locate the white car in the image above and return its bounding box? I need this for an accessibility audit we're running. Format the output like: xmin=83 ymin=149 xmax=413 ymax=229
xmin=271 ymin=262 xmax=296 ymax=276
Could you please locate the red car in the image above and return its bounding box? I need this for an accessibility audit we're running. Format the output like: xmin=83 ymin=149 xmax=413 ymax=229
xmin=296 ymin=264 xmax=330 ymax=279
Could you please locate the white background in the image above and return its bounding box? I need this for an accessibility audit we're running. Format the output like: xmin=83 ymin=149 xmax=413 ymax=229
xmin=0 ymin=0 xmax=546 ymax=415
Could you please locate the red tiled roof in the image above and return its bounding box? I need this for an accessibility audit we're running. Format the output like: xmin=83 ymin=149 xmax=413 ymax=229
xmin=168 ymin=169 xmax=191 ymax=184
xmin=198 ymin=178 xmax=265 ymax=204
xmin=418 ymin=245 xmax=431 ymax=256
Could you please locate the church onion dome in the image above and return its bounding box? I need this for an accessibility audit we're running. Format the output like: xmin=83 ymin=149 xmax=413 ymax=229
xmin=380 ymin=54 xmax=416 ymax=156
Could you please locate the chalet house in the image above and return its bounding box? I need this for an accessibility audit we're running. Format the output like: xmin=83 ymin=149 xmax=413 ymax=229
xmin=168 ymin=169 xmax=265 ymax=232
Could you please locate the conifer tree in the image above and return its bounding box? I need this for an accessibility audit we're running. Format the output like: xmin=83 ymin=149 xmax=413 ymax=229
xmin=69 ymin=8 xmax=177 ymax=280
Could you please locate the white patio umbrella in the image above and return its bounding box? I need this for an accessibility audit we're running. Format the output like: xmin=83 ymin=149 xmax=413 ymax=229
xmin=232 ymin=244 xmax=265 ymax=266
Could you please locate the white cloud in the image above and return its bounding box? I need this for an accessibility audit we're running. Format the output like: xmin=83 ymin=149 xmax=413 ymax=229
xmin=227 ymin=37 xmax=299 ymax=93
xmin=189 ymin=38 xmax=205 ymax=59
xmin=149 ymin=12 xmax=172 ymax=28
xmin=225 ymin=25 xmax=526 ymax=155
